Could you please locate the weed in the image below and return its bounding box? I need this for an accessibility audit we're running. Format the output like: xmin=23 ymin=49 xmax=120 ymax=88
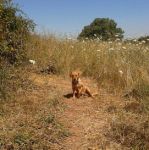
xmin=106 ymin=113 xmax=149 ymax=149
xmin=106 ymin=105 xmax=117 ymax=113
xmin=124 ymin=101 xmax=144 ymax=114
xmin=49 ymin=96 xmax=60 ymax=108
xmin=45 ymin=113 xmax=55 ymax=124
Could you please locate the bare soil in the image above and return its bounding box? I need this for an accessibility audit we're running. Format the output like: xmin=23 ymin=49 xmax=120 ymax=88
xmin=30 ymin=73 xmax=125 ymax=150
xmin=1 ymin=73 xmax=127 ymax=150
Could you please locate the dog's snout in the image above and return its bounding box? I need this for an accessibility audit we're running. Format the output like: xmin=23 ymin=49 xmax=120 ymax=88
xmin=72 ymin=76 xmax=79 ymax=84
xmin=70 ymin=72 xmax=80 ymax=84
xmin=73 ymin=77 xmax=78 ymax=82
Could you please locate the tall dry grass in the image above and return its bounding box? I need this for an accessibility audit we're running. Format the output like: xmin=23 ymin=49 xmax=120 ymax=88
xmin=26 ymin=34 xmax=149 ymax=149
xmin=27 ymin=33 xmax=149 ymax=99
xmin=1 ymin=32 xmax=149 ymax=149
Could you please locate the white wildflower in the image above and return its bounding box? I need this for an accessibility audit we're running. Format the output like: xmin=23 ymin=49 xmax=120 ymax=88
xmin=122 ymin=46 xmax=126 ymax=50
xmin=71 ymin=45 xmax=74 ymax=49
xmin=96 ymin=37 xmax=100 ymax=41
xmin=109 ymin=48 xmax=114 ymax=51
xmin=97 ymin=49 xmax=100 ymax=52
xmin=29 ymin=60 xmax=36 ymax=65
xmin=133 ymin=39 xmax=137 ymax=42
xmin=94 ymin=34 xmax=97 ymax=37
xmin=116 ymin=38 xmax=120 ymax=41
xmin=108 ymin=41 xmax=112 ymax=44
xmin=142 ymin=40 xmax=146 ymax=44
xmin=67 ymin=37 xmax=72 ymax=40
xmin=119 ymin=70 xmax=123 ymax=76
xmin=82 ymin=40 xmax=85 ymax=43
xmin=147 ymin=39 xmax=149 ymax=41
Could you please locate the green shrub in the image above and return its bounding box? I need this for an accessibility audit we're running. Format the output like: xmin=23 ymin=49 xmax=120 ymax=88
xmin=0 ymin=0 xmax=35 ymax=100
xmin=0 ymin=0 xmax=35 ymax=64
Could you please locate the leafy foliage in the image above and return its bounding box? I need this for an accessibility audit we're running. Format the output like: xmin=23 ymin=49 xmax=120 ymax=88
xmin=78 ymin=18 xmax=124 ymax=40
xmin=0 ymin=0 xmax=35 ymax=64
xmin=138 ymin=35 xmax=149 ymax=44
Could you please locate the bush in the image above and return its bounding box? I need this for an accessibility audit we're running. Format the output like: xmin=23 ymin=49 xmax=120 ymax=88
xmin=0 ymin=0 xmax=35 ymax=64
xmin=138 ymin=36 xmax=149 ymax=44
xmin=0 ymin=0 xmax=35 ymax=100
xmin=0 ymin=62 xmax=8 ymax=100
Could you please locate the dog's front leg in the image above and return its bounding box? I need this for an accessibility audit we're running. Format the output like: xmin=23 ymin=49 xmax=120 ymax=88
xmin=72 ymin=90 xmax=76 ymax=99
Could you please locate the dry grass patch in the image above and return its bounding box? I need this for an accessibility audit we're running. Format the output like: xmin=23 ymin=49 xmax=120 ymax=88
xmin=0 ymin=72 xmax=69 ymax=149
xmin=124 ymin=101 xmax=145 ymax=114
xmin=106 ymin=112 xmax=149 ymax=150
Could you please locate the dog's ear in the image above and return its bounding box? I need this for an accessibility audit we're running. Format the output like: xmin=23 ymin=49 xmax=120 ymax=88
xmin=77 ymin=72 xmax=80 ymax=77
xmin=69 ymin=72 xmax=72 ymax=77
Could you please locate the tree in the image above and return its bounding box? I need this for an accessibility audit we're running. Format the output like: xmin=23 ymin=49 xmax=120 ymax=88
xmin=0 ymin=0 xmax=35 ymax=64
xmin=78 ymin=18 xmax=124 ymax=40
xmin=138 ymin=36 xmax=149 ymax=44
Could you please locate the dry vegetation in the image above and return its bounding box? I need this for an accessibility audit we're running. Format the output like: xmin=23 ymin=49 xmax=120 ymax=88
xmin=26 ymin=34 xmax=149 ymax=149
xmin=29 ymin=34 xmax=149 ymax=95
xmin=0 ymin=69 xmax=70 ymax=149
xmin=1 ymin=33 xmax=149 ymax=149
xmin=1 ymin=1 xmax=149 ymax=149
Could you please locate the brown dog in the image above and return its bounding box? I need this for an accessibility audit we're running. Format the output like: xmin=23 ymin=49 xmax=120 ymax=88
xmin=70 ymin=71 xmax=93 ymax=99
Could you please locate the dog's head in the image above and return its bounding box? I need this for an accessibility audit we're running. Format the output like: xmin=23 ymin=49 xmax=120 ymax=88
xmin=70 ymin=71 xmax=80 ymax=83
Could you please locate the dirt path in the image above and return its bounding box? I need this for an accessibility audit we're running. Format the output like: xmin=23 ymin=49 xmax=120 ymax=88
xmin=61 ymin=96 xmax=106 ymax=150
xmin=30 ymin=73 xmax=124 ymax=150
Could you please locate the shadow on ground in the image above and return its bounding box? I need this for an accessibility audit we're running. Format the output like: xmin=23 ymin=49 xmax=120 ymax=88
xmin=64 ymin=93 xmax=73 ymax=99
